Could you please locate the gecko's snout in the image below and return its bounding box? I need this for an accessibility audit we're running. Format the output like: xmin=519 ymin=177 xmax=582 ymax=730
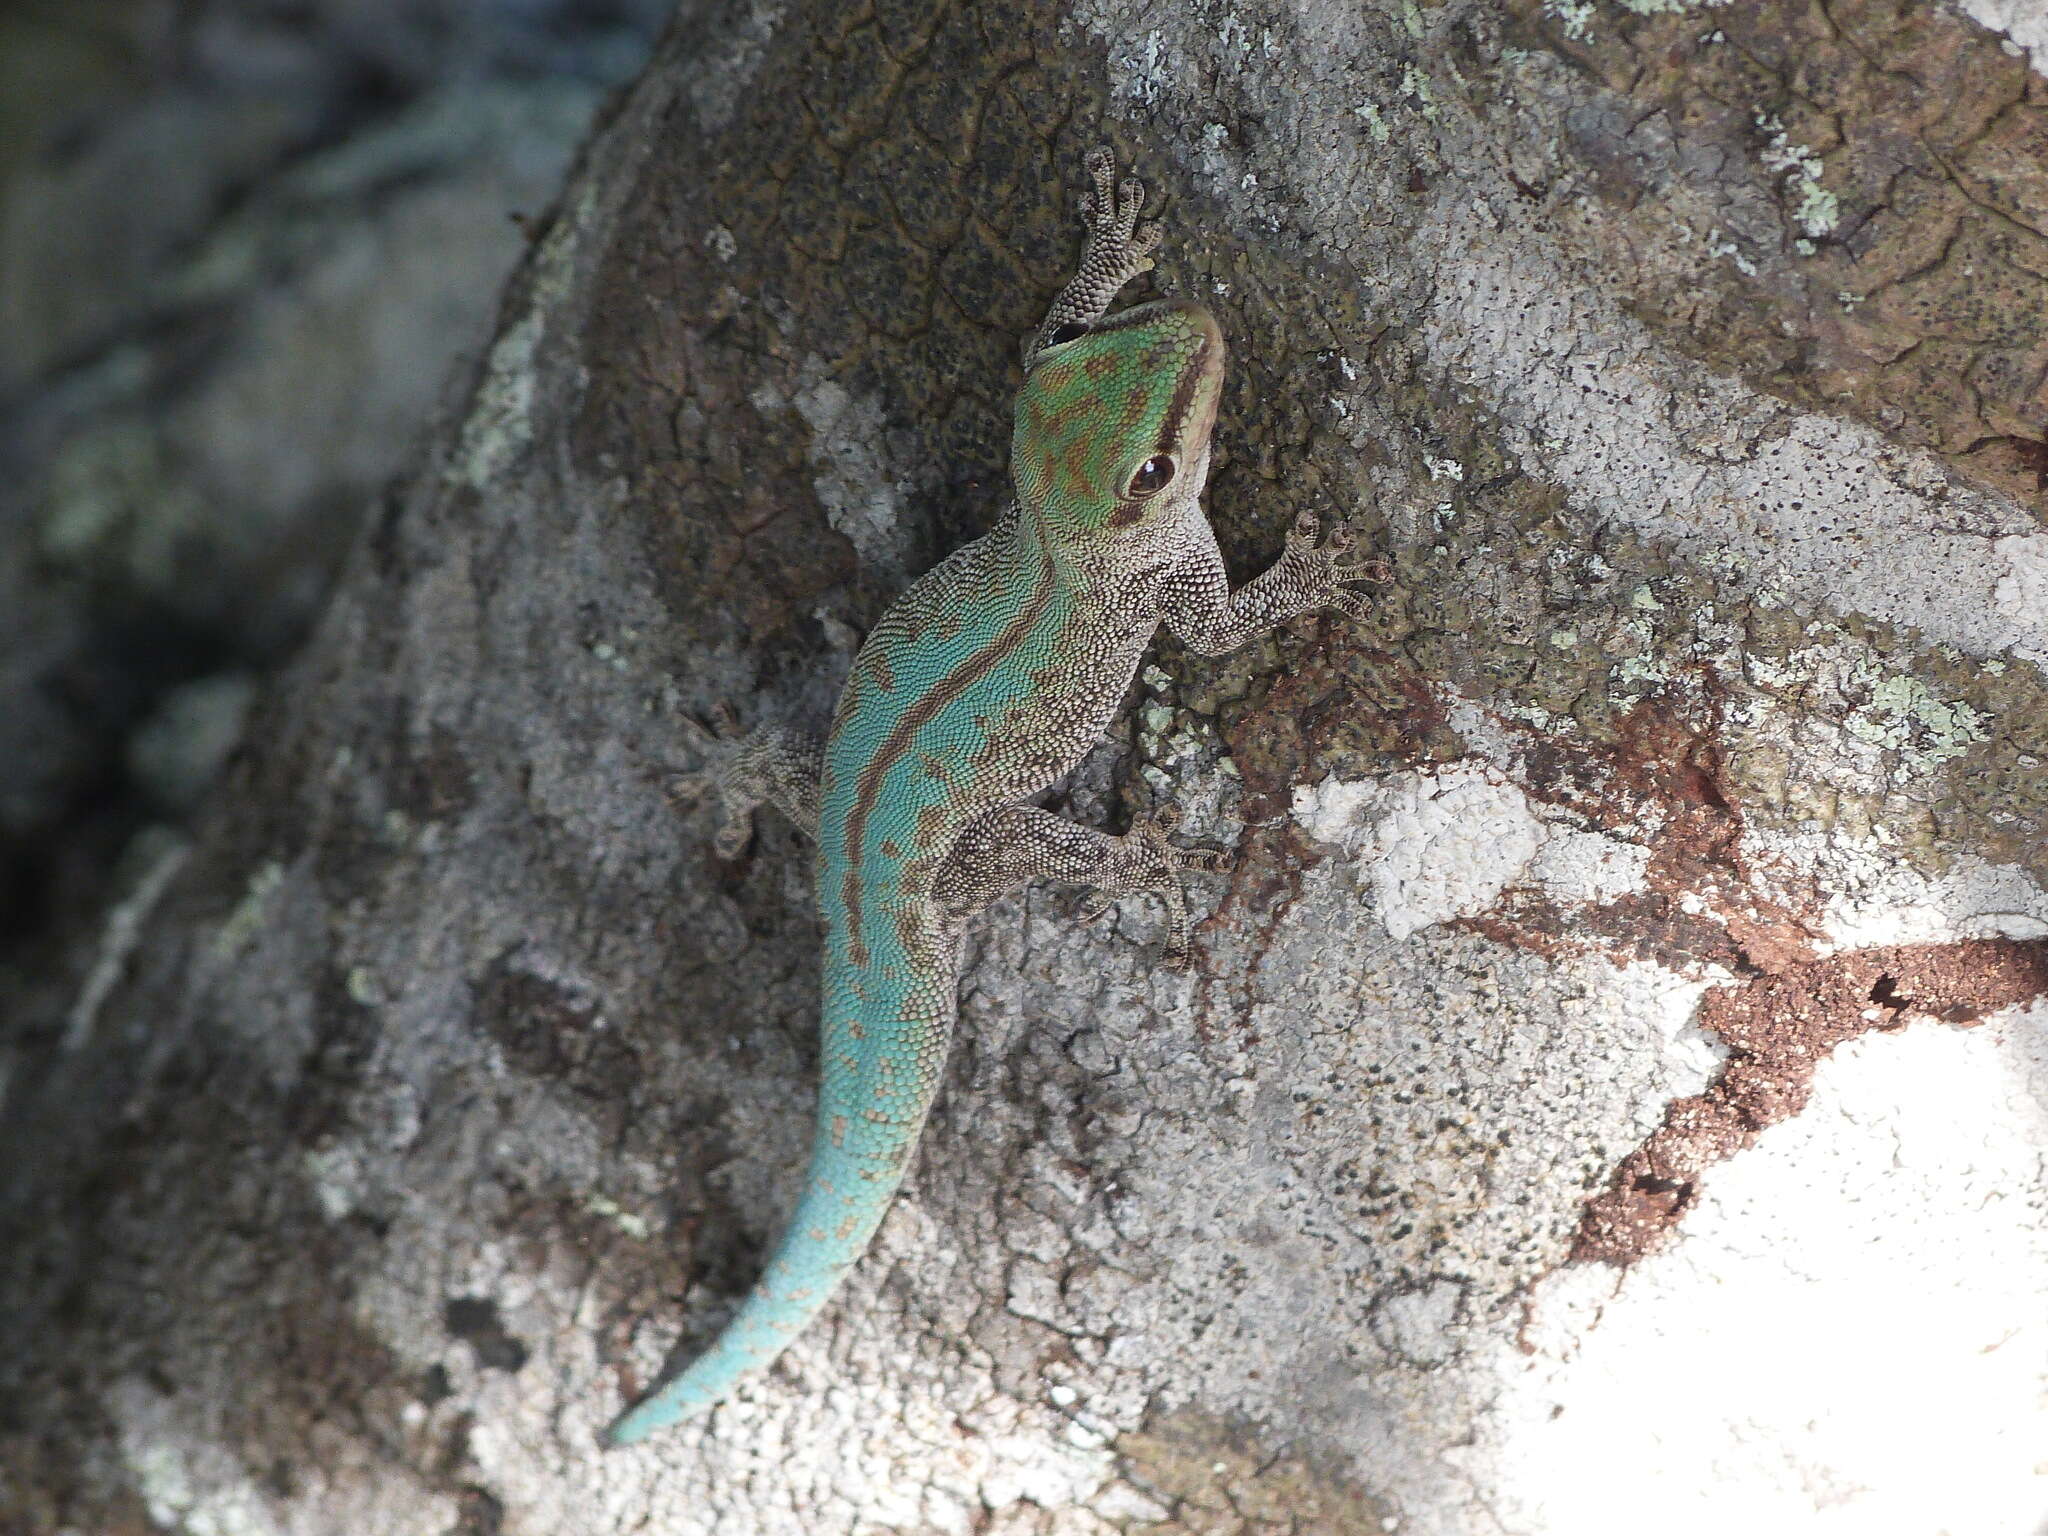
xmin=1100 ymin=296 xmax=1223 ymax=376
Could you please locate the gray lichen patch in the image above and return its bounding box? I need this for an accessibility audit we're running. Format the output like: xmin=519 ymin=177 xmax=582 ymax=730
xmin=752 ymin=356 xmax=922 ymax=578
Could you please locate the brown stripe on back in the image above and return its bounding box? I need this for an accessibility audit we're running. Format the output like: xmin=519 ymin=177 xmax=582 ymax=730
xmin=841 ymin=866 xmax=869 ymax=968
xmin=838 ymin=548 xmax=1058 ymax=960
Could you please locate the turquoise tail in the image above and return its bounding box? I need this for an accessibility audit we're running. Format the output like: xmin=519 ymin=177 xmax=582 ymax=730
xmin=603 ymin=1008 xmax=950 ymax=1447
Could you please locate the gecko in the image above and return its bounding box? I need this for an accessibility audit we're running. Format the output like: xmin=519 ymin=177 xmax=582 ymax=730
xmin=605 ymin=146 xmax=1383 ymax=1446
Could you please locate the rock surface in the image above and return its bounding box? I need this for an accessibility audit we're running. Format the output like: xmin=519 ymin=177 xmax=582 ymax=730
xmin=2 ymin=1 xmax=2045 ymax=1533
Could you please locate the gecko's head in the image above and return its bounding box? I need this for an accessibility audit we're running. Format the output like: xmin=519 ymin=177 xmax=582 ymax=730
xmin=1012 ymin=298 xmax=1224 ymax=545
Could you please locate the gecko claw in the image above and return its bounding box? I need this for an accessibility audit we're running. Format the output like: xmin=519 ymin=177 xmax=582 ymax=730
xmin=1280 ymin=512 xmax=1393 ymax=624
xmin=665 ymin=769 xmax=715 ymax=810
xmin=1083 ymin=804 xmax=1231 ymax=967
xmin=679 ymin=702 xmax=744 ymax=749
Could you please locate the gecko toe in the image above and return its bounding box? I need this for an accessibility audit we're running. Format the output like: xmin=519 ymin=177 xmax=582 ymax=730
xmin=667 ymin=770 xmax=714 ymax=808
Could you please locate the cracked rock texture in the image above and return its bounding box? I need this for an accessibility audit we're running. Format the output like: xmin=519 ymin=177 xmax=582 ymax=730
xmin=3 ymin=1 xmax=2047 ymax=1533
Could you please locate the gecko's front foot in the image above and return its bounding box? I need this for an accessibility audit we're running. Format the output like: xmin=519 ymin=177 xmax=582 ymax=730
xmin=1279 ymin=511 xmax=1393 ymax=623
xmin=1081 ymin=802 xmax=1232 ymax=969
xmin=1027 ymin=146 xmax=1164 ymax=359
xmin=1076 ymin=145 xmax=1163 ymax=288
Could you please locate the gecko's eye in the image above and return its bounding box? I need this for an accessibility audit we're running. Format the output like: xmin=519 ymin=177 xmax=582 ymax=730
xmin=1042 ymin=322 xmax=1091 ymax=348
xmin=1125 ymin=455 xmax=1177 ymax=499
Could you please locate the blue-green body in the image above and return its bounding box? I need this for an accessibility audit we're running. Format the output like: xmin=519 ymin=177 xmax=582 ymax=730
xmin=605 ymin=298 xmax=1208 ymax=1441
xmin=607 ymin=502 xmax=1151 ymax=1440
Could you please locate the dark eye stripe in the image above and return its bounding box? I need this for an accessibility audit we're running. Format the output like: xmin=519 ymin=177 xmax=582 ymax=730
xmin=1154 ymin=341 xmax=1208 ymax=455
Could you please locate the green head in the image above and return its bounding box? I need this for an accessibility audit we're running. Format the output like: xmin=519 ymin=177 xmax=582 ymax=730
xmin=1012 ymin=299 xmax=1224 ymax=545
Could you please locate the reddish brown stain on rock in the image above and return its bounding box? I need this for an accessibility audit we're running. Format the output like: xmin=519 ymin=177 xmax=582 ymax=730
xmin=1574 ymin=939 xmax=2048 ymax=1266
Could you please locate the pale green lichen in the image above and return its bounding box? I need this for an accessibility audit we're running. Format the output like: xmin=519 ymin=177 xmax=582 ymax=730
xmin=213 ymin=861 xmax=285 ymax=958
xmin=1756 ymin=113 xmax=1839 ymax=239
xmin=1793 ymin=183 xmax=1839 ymax=239
xmin=1704 ymin=225 xmax=1759 ymax=276
xmin=1399 ymin=63 xmax=1435 ymax=114
xmin=1743 ymin=634 xmax=1992 ymax=794
xmin=584 ymin=1193 xmax=652 ymax=1240
xmin=452 ymin=180 xmax=597 ymax=488
xmin=1615 ymin=653 xmax=1673 ymax=687
xmin=1545 ymin=0 xmax=1596 ymax=38
xmin=302 ymin=1141 xmax=369 ymax=1222
xmin=1845 ymin=673 xmax=1987 ymax=770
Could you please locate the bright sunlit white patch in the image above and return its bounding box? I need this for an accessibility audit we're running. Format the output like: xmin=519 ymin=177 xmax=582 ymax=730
xmin=1466 ymin=999 xmax=2048 ymax=1536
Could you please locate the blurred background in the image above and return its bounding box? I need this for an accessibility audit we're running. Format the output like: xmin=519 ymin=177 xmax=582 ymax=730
xmin=0 ymin=0 xmax=666 ymax=1010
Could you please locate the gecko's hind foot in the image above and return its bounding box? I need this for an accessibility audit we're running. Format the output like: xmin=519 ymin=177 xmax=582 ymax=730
xmin=1083 ymin=802 xmax=1233 ymax=969
xmin=669 ymin=702 xmax=768 ymax=858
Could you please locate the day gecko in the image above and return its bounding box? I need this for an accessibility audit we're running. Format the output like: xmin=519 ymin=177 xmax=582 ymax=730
xmin=606 ymin=147 xmax=1381 ymax=1445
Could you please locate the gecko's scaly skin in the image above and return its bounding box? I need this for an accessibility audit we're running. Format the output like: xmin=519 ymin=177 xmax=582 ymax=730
xmin=606 ymin=149 xmax=1381 ymax=1446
